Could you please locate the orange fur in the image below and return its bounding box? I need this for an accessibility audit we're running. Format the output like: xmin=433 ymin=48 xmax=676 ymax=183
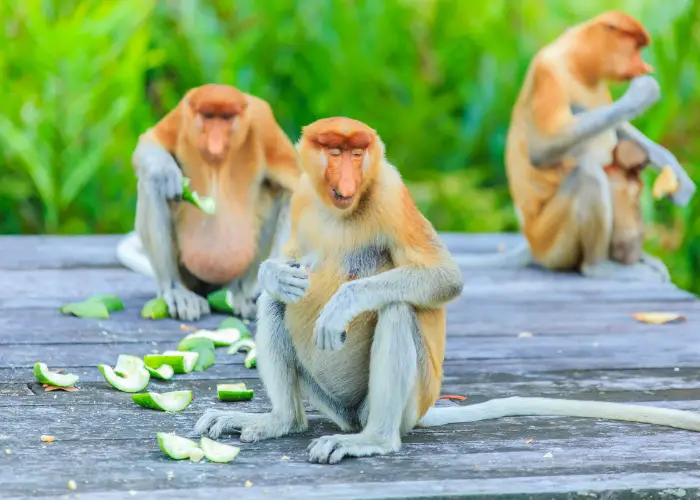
xmin=285 ymin=117 xmax=450 ymax=418
xmin=139 ymin=84 xmax=300 ymax=285
xmin=506 ymin=12 xmax=653 ymax=268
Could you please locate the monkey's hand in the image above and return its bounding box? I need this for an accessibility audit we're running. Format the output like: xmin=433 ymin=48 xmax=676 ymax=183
xmin=314 ymin=282 xmax=358 ymax=351
xmin=618 ymin=75 xmax=661 ymax=119
xmin=135 ymin=142 xmax=183 ymax=200
xmin=258 ymin=258 xmax=310 ymax=304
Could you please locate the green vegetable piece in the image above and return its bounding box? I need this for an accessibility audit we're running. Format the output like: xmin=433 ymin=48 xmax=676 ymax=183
xmin=218 ymin=317 xmax=251 ymax=337
xmin=182 ymin=177 xmax=216 ymax=215
xmin=141 ymin=298 xmax=169 ymax=319
xmin=98 ymin=364 xmax=150 ymax=393
xmin=200 ymin=437 xmax=240 ymax=463
xmin=217 ymin=383 xmax=254 ymax=401
xmin=157 ymin=433 xmax=201 ymax=460
xmin=177 ymin=337 xmax=216 ymax=372
xmin=34 ymin=362 xmax=79 ymax=387
xmin=60 ymin=301 xmax=109 ymax=319
xmin=227 ymin=338 xmax=256 ymax=356
xmin=86 ymin=294 xmax=124 ymax=312
xmin=132 ymin=390 xmax=193 ymax=412
xmin=144 ymin=351 xmax=199 ymax=374
xmin=146 ymin=364 xmax=174 ymax=380
xmin=114 ymin=354 xmax=146 ymax=377
xmin=207 ymin=289 xmax=233 ymax=314
xmin=183 ymin=329 xmax=240 ymax=347
xmin=244 ymin=348 xmax=257 ymax=369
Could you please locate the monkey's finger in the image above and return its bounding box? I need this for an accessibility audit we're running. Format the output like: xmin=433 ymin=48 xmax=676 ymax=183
xmin=279 ymin=276 xmax=310 ymax=289
xmin=279 ymin=268 xmax=309 ymax=281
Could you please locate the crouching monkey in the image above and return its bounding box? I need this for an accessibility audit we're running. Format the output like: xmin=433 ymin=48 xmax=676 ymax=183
xmin=456 ymin=12 xmax=695 ymax=281
xmin=116 ymin=84 xmax=300 ymax=321
xmin=195 ymin=117 xmax=700 ymax=464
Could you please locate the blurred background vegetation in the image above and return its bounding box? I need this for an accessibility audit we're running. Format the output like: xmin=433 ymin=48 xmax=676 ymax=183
xmin=0 ymin=0 xmax=699 ymax=292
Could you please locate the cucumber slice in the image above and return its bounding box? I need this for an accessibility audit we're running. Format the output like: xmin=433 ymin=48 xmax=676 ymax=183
xmin=60 ymin=301 xmax=109 ymax=319
xmin=144 ymin=351 xmax=199 ymax=374
xmin=218 ymin=317 xmax=250 ymax=337
xmin=189 ymin=447 xmax=205 ymax=462
xmin=207 ymin=289 xmax=233 ymax=313
xmin=182 ymin=178 xmax=216 ymax=215
xmin=227 ymin=338 xmax=256 ymax=355
xmin=86 ymin=294 xmax=124 ymax=312
xmin=114 ymin=354 xmax=146 ymax=377
xmin=177 ymin=338 xmax=216 ymax=372
xmin=217 ymin=383 xmax=254 ymax=401
xmin=132 ymin=390 xmax=193 ymax=412
xmin=141 ymin=298 xmax=169 ymax=319
xmin=244 ymin=348 xmax=257 ymax=369
xmin=33 ymin=363 xmax=79 ymax=387
xmin=98 ymin=364 xmax=150 ymax=393
xmin=146 ymin=364 xmax=174 ymax=380
xmin=157 ymin=432 xmax=200 ymax=460
xmin=200 ymin=437 xmax=241 ymax=463
xmin=183 ymin=329 xmax=240 ymax=347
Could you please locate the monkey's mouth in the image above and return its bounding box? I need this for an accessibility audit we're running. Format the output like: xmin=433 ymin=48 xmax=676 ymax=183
xmin=332 ymin=188 xmax=354 ymax=202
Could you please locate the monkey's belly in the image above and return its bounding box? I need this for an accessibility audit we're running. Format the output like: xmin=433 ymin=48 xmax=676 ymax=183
xmin=284 ymin=266 xmax=375 ymax=406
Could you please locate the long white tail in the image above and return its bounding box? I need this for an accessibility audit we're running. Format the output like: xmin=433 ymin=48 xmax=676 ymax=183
xmin=452 ymin=242 xmax=532 ymax=269
xmin=115 ymin=232 xmax=155 ymax=277
xmin=420 ymin=396 xmax=700 ymax=432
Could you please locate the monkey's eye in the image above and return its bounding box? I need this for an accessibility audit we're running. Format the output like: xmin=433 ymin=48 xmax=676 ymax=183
xmin=220 ymin=113 xmax=235 ymax=120
xmin=328 ymin=148 xmax=342 ymax=156
xmin=604 ymin=23 xmax=616 ymax=31
xmin=351 ymin=148 xmax=364 ymax=157
xmin=202 ymin=112 xmax=215 ymax=119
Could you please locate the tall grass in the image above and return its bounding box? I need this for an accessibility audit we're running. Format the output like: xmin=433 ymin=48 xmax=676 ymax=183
xmin=0 ymin=0 xmax=698 ymax=291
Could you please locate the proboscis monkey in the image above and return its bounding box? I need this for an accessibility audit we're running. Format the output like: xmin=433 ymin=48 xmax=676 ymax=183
xmin=456 ymin=12 xmax=695 ymax=281
xmin=195 ymin=117 xmax=700 ymax=464
xmin=116 ymin=84 xmax=300 ymax=320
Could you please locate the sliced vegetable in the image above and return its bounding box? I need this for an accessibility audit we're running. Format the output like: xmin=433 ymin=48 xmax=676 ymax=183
xmin=177 ymin=337 xmax=216 ymax=372
xmin=227 ymin=338 xmax=256 ymax=356
xmin=146 ymin=364 xmax=175 ymax=380
xmin=218 ymin=317 xmax=250 ymax=337
xmin=218 ymin=383 xmax=254 ymax=401
xmin=86 ymin=294 xmax=124 ymax=312
xmin=183 ymin=329 xmax=240 ymax=347
xmin=144 ymin=351 xmax=199 ymax=374
xmin=631 ymin=312 xmax=686 ymax=325
xmin=182 ymin=177 xmax=216 ymax=215
xmin=244 ymin=348 xmax=257 ymax=369
xmin=207 ymin=289 xmax=233 ymax=313
xmin=141 ymin=298 xmax=169 ymax=320
xmin=60 ymin=301 xmax=109 ymax=319
xmin=200 ymin=437 xmax=241 ymax=463
xmin=34 ymin=363 xmax=79 ymax=387
xmin=652 ymin=166 xmax=680 ymax=200
xmin=132 ymin=390 xmax=193 ymax=412
xmin=114 ymin=354 xmax=146 ymax=377
xmin=157 ymin=433 xmax=201 ymax=460
xmin=98 ymin=364 xmax=150 ymax=393
xmin=189 ymin=447 xmax=205 ymax=462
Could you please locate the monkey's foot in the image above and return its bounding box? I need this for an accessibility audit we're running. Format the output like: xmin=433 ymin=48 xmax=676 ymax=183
xmin=194 ymin=409 xmax=306 ymax=441
xmin=307 ymin=433 xmax=400 ymax=464
xmin=225 ymin=289 xmax=258 ymax=321
xmin=581 ymin=258 xmax=669 ymax=283
xmin=161 ymin=284 xmax=210 ymax=321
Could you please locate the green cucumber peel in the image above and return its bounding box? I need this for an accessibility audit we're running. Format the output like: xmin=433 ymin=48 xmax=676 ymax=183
xmin=217 ymin=317 xmax=251 ymax=337
xmin=33 ymin=362 xmax=79 ymax=387
xmin=60 ymin=301 xmax=109 ymax=319
xmin=207 ymin=289 xmax=233 ymax=313
xmin=146 ymin=364 xmax=174 ymax=380
xmin=177 ymin=337 xmax=216 ymax=372
xmin=200 ymin=437 xmax=240 ymax=463
xmin=244 ymin=348 xmax=257 ymax=369
xmin=86 ymin=294 xmax=124 ymax=312
xmin=182 ymin=178 xmax=216 ymax=215
xmin=157 ymin=433 xmax=201 ymax=460
xmin=113 ymin=354 xmax=146 ymax=377
xmin=141 ymin=298 xmax=169 ymax=319
xmin=98 ymin=364 xmax=150 ymax=393
xmin=132 ymin=390 xmax=193 ymax=412
xmin=144 ymin=351 xmax=199 ymax=374
xmin=227 ymin=338 xmax=256 ymax=355
xmin=217 ymin=383 xmax=254 ymax=401
xmin=183 ymin=328 xmax=240 ymax=347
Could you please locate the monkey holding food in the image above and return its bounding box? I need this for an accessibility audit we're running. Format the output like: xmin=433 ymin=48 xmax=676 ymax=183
xmin=195 ymin=117 xmax=700 ymax=465
xmin=116 ymin=84 xmax=300 ymax=321
xmin=457 ymin=11 xmax=695 ymax=281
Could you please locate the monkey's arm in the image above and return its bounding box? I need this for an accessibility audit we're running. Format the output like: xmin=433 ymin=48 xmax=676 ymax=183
xmin=617 ymin=123 xmax=696 ymax=206
xmin=528 ymin=64 xmax=660 ymax=167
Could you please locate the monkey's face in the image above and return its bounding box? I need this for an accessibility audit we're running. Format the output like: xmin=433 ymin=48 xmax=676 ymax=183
xmin=322 ymin=140 xmax=371 ymax=211
xmin=594 ymin=14 xmax=653 ymax=81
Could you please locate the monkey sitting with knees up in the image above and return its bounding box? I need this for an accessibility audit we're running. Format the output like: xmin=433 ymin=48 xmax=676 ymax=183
xmin=456 ymin=11 xmax=695 ymax=281
xmin=116 ymin=84 xmax=300 ymax=321
xmin=195 ymin=117 xmax=700 ymax=464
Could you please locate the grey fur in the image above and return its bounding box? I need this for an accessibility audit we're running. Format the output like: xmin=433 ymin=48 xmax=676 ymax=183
xmin=528 ymin=75 xmax=660 ymax=167
xmin=257 ymin=257 xmax=310 ymax=304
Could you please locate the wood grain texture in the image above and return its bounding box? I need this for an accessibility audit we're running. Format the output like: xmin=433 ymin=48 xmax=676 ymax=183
xmin=1 ymin=234 xmax=700 ymax=499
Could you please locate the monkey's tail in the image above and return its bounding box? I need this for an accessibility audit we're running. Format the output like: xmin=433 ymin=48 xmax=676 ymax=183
xmin=419 ymin=396 xmax=700 ymax=432
xmin=115 ymin=232 xmax=155 ymax=277
xmin=452 ymin=242 xmax=532 ymax=269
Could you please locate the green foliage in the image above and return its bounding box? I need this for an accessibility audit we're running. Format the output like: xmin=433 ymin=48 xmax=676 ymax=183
xmin=0 ymin=0 xmax=699 ymax=292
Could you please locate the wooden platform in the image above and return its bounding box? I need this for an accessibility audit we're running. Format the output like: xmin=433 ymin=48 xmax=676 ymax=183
xmin=2 ymin=233 xmax=700 ymax=499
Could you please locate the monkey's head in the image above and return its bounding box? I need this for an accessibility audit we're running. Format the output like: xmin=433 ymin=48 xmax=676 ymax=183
xmin=185 ymin=84 xmax=250 ymax=164
xmin=298 ymin=117 xmax=383 ymax=213
xmin=578 ymin=11 xmax=653 ymax=82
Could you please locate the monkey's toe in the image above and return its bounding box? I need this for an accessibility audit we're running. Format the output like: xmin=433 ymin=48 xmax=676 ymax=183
xmin=163 ymin=286 xmax=210 ymax=321
xmin=307 ymin=433 xmax=400 ymax=464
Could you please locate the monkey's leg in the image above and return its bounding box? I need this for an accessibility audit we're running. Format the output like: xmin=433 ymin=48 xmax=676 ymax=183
xmin=194 ymin=292 xmax=308 ymax=440
xmin=135 ymin=178 xmax=210 ymax=321
xmin=225 ymin=192 xmax=291 ymax=320
xmin=307 ymin=303 xmax=418 ymax=465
